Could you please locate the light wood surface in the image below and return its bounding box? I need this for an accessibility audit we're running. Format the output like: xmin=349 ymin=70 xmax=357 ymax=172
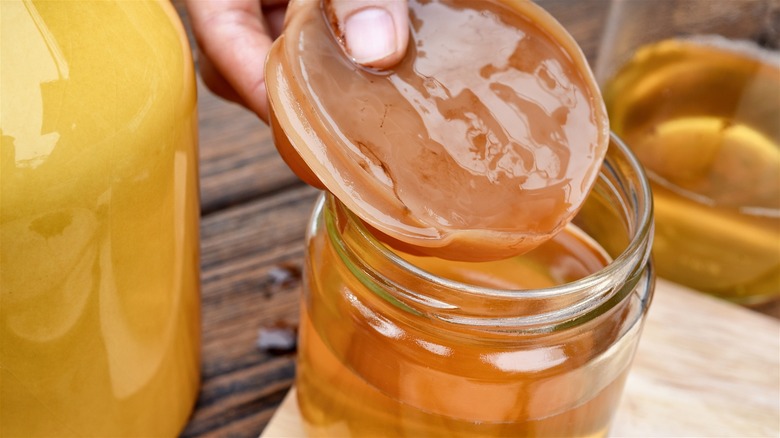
xmin=260 ymin=279 xmax=780 ymax=438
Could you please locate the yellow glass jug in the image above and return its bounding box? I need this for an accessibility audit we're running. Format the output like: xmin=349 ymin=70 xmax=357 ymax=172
xmin=0 ymin=1 xmax=200 ymax=435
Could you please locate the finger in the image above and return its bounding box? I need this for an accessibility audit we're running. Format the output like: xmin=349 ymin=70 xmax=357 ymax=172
xmin=263 ymin=3 xmax=287 ymax=38
xmin=325 ymin=0 xmax=410 ymax=69
xmin=260 ymin=0 xmax=290 ymax=34
xmin=186 ymin=0 xmax=273 ymax=121
xmin=196 ymin=48 xmax=246 ymax=107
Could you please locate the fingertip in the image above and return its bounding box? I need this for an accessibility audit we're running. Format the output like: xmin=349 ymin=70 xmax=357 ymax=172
xmin=330 ymin=0 xmax=410 ymax=70
xmin=383 ymin=0 xmax=410 ymax=69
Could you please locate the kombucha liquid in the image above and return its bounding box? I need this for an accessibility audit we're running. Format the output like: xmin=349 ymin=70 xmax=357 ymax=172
xmin=298 ymin=218 xmax=644 ymax=437
xmin=603 ymin=38 xmax=780 ymax=302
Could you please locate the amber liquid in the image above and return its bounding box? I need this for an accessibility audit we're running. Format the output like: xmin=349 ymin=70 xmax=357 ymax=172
xmin=604 ymin=38 xmax=780 ymax=303
xmin=1 ymin=2 xmax=200 ymax=435
xmin=298 ymin=213 xmax=644 ymax=437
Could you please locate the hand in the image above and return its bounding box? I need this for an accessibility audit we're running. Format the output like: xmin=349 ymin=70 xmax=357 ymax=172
xmin=186 ymin=0 xmax=410 ymax=122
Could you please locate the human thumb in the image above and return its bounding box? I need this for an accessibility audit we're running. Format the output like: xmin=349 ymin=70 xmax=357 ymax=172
xmin=326 ymin=0 xmax=410 ymax=69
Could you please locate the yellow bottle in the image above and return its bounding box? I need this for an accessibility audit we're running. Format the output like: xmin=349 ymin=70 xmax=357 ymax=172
xmin=1 ymin=1 xmax=200 ymax=435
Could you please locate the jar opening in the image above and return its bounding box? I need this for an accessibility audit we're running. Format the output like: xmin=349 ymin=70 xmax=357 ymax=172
xmin=317 ymin=133 xmax=653 ymax=331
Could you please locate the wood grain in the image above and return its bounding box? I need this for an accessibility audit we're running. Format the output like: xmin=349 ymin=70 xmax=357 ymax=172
xmin=260 ymin=279 xmax=780 ymax=438
xmin=182 ymin=186 xmax=320 ymax=437
xmin=196 ymin=78 xmax=304 ymax=215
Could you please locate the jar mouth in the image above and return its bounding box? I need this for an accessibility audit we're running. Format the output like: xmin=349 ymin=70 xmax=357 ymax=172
xmin=320 ymin=132 xmax=654 ymax=329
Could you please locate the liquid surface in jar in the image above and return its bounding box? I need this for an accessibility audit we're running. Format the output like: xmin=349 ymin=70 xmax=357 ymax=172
xmin=603 ymin=38 xmax=780 ymax=302
xmin=266 ymin=0 xmax=609 ymax=261
xmin=299 ymin=218 xmax=639 ymax=437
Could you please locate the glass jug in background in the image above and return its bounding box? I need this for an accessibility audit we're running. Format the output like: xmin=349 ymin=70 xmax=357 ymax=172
xmin=596 ymin=0 xmax=780 ymax=304
xmin=0 ymin=1 xmax=201 ymax=435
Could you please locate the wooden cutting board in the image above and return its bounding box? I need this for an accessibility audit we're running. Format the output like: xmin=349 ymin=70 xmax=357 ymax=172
xmin=260 ymin=279 xmax=780 ymax=437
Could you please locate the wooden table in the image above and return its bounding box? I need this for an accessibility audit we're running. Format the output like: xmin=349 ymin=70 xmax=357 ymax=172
xmin=173 ymin=1 xmax=779 ymax=436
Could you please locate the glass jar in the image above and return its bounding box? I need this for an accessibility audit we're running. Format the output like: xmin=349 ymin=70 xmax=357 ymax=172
xmin=595 ymin=0 xmax=779 ymax=304
xmin=0 ymin=1 xmax=200 ymax=435
xmin=295 ymin=134 xmax=654 ymax=437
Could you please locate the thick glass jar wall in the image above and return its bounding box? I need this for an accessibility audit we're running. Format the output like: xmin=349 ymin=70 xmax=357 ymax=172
xmin=295 ymin=136 xmax=654 ymax=437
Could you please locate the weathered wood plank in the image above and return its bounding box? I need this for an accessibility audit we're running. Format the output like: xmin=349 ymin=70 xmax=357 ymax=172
xmin=196 ymin=78 xmax=304 ymax=215
xmin=182 ymin=186 xmax=320 ymax=437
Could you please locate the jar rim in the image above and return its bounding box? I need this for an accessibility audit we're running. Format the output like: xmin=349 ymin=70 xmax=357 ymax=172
xmin=334 ymin=132 xmax=651 ymax=294
xmin=320 ymin=132 xmax=654 ymax=329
